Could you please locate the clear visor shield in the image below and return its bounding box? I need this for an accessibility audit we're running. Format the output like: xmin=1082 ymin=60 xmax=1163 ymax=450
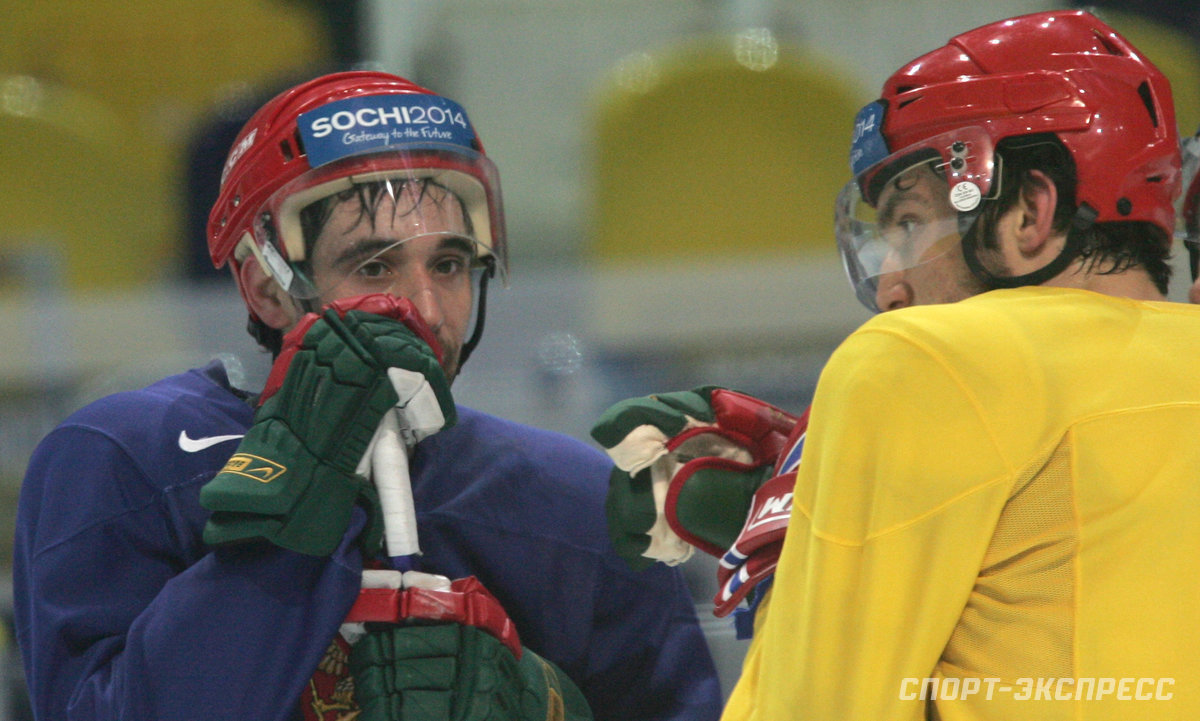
xmin=254 ymin=149 xmax=506 ymax=301
xmin=836 ymin=128 xmax=997 ymax=311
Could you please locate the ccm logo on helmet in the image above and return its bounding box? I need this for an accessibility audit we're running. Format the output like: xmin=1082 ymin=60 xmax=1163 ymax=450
xmin=221 ymin=128 xmax=258 ymax=186
xmin=307 ymin=103 xmax=470 ymax=138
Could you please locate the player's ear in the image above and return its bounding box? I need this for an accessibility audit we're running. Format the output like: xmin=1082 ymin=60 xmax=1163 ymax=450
xmin=238 ymin=255 xmax=302 ymax=330
xmin=1013 ymin=169 xmax=1059 ymax=256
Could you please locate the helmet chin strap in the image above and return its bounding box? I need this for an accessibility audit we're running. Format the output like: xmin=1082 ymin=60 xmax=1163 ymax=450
xmin=959 ymin=203 xmax=1095 ymax=290
xmin=457 ymin=258 xmax=495 ymax=370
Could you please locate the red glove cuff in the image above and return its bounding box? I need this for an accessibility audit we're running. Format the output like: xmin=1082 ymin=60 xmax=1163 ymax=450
xmin=712 ymin=470 xmax=797 ymax=616
xmin=345 ymin=575 xmax=522 ymax=659
xmin=714 ymin=541 xmax=781 ymax=618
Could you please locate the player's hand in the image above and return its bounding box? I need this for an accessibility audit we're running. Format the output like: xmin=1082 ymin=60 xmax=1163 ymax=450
xmin=200 ymin=294 xmax=455 ymax=556
xmin=590 ymin=387 xmax=799 ymax=569
xmin=713 ymin=408 xmax=808 ymax=624
xmin=349 ymin=578 xmax=593 ymax=721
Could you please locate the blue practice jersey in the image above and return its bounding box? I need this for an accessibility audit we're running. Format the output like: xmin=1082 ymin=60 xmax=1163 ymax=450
xmin=14 ymin=361 xmax=721 ymax=720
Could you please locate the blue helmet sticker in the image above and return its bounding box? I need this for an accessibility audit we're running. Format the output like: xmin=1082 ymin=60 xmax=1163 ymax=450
xmin=298 ymin=94 xmax=477 ymax=169
xmin=849 ymin=100 xmax=889 ymax=177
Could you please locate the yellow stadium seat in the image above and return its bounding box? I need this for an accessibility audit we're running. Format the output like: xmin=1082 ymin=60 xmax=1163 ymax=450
xmin=588 ymin=30 xmax=867 ymax=264
xmin=0 ymin=76 xmax=168 ymax=291
xmin=0 ymin=0 xmax=330 ymax=290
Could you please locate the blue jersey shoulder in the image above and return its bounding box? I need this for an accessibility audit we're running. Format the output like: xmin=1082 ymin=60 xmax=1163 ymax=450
xmin=45 ymin=361 xmax=253 ymax=492
xmin=413 ymin=408 xmax=610 ymax=528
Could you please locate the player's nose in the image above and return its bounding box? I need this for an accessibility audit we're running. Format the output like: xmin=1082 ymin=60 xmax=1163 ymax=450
xmin=395 ymin=270 xmax=445 ymax=333
xmin=875 ymin=273 xmax=913 ymax=312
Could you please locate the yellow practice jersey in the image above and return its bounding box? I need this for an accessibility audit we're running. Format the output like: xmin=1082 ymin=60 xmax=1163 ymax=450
xmin=724 ymin=287 xmax=1200 ymax=721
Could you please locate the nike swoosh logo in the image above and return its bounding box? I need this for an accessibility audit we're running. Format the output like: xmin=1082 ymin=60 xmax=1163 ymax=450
xmin=178 ymin=431 xmax=244 ymax=453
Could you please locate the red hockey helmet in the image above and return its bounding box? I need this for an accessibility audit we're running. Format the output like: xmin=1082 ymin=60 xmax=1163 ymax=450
xmin=208 ymin=70 xmax=506 ymax=300
xmin=838 ymin=10 xmax=1181 ymax=310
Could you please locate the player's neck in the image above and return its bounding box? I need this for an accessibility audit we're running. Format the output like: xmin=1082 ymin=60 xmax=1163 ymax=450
xmin=1042 ymin=260 xmax=1166 ymax=302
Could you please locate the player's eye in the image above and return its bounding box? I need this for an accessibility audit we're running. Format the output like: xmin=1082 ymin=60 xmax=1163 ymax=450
xmin=882 ymin=215 xmax=918 ymax=245
xmin=431 ymin=253 xmax=470 ymax=277
xmin=355 ymin=260 xmax=393 ymax=279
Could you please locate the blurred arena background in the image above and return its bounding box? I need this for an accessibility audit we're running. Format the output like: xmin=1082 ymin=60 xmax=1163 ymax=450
xmin=1 ymin=0 xmax=1197 ymax=715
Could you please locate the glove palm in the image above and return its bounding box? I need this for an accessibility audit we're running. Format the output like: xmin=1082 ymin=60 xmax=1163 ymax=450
xmin=591 ymin=387 xmax=798 ymax=568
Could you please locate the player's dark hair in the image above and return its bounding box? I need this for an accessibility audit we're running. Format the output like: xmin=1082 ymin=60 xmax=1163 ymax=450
xmin=298 ymin=177 xmax=473 ymax=255
xmin=248 ymin=316 xmax=285 ymax=356
xmin=967 ymin=133 xmax=1171 ymax=294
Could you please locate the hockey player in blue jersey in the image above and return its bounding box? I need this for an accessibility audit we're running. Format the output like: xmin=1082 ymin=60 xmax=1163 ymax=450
xmin=13 ymin=71 xmax=720 ymax=721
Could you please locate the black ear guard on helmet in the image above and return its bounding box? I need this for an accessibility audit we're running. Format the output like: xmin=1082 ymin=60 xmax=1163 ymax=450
xmin=458 ymin=256 xmax=495 ymax=369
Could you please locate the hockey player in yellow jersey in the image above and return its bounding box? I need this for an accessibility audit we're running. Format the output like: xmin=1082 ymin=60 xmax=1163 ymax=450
xmin=725 ymin=10 xmax=1200 ymax=720
xmin=591 ymin=9 xmax=1200 ymax=721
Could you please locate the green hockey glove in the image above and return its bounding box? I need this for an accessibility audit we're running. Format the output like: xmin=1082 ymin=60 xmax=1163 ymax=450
xmin=201 ymin=294 xmax=455 ymax=556
xmin=351 ymin=623 xmax=592 ymax=721
xmin=591 ymin=387 xmax=799 ymax=568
